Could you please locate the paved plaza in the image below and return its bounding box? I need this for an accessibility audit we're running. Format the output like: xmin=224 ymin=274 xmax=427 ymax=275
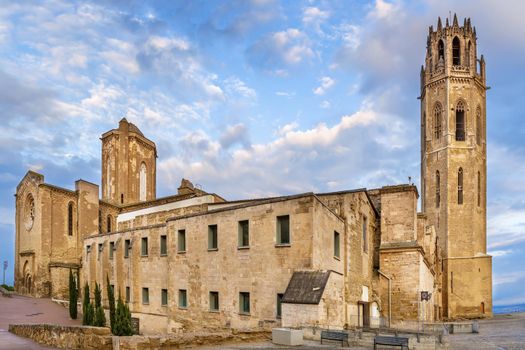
xmin=1 ymin=294 xmax=524 ymax=349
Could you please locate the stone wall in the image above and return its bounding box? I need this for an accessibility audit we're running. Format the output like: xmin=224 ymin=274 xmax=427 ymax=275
xmin=9 ymin=324 xmax=112 ymax=350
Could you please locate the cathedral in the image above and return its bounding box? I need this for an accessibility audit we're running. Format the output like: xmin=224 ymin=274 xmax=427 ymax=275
xmin=14 ymin=15 xmax=492 ymax=334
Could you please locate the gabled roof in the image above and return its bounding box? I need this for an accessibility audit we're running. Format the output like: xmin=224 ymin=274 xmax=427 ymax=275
xmin=282 ymin=270 xmax=331 ymax=305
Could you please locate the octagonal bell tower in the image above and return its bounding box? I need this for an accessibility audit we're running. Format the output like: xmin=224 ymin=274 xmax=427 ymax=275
xmin=420 ymin=14 xmax=492 ymax=319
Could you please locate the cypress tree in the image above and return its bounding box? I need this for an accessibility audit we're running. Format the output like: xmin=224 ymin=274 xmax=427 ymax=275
xmin=106 ymin=275 xmax=116 ymax=332
xmin=82 ymin=283 xmax=92 ymax=325
xmin=94 ymin=282 xmax=106 ymax=327
xmin=68 ymin=269 xmax=77 ymax=319
xmin=86 ymin=302 xmax=95 ymax=326
xmin=113 ymin=293 xmax=133 ymax=336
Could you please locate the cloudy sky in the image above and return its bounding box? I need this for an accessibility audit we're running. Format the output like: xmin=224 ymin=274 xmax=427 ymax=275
xmin=1 ymin=0 xmax=524 ymax=307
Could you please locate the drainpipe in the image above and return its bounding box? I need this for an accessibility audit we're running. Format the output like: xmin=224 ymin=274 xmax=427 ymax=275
xmin=378 ymin=270 xmax=392 ymax=328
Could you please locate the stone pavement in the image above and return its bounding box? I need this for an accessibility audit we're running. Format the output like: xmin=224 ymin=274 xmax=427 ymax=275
xmin=0 ymin=294 xmax=80 ymax=350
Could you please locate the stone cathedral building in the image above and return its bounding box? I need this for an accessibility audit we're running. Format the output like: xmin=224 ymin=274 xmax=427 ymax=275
xmin=14 ymin=16 xmax=492 ymax=334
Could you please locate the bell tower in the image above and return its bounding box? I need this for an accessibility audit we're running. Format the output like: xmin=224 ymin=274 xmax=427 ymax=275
xmin=101 ymin=118 xmax=157 ymax=205
xmin=420 ymin=14 xmax=492 ymax=319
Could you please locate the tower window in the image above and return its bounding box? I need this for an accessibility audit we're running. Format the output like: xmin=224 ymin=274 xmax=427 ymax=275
xmin=67 ymin=202 xmax=74 ymax=236
xmin=436 ymin=171 xmax=440 ymax=208
xmin=139 ymin=162 xmax=147 ymax=202
xmin=107 ymin=214 xmax=112 ymax=233
xmin=467 ymin=41 xmax=472 ymax=67
xmin=362 ymin=216 xmax=368 ymax=253
xmin=476 ymin=106 xmax=482 ymax=146
xmin=438 ymin=40 xmax=444 ymax=62
xmin=452 ymin=36 xmax=461 ymax=65
xmin=477 ymin=171 xmax=481 ymax=207
xmin=455 ymin=101 xmax=466 ymax=141
xmin=434 ymin=103 xmax=442 ymax=139
xmin=98 ymin=209 xmax=102 ymax=234
xmin=458 ymin=168 xmax=464 ymax=205
xmin=121 ymin=193 xmax=124 ymax=204
xmin=208 ymin=224 xmax=218 ymax=250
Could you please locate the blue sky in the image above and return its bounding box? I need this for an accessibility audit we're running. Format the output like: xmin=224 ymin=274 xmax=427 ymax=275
xmin=0 ymin=0 xmax=524 ymax=306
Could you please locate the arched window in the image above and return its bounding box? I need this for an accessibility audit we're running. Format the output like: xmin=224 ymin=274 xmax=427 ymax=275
xmin=67 ymin=202 xmax=74 ymax=236
xmin=438 ymin=40 xmax=444 ymax=62
xmin=436 ymin=170 xmax=440 ymax=208
xmin=139 ymin=162 xmax=147 ymax=202
xmin=476 ymin=106 xmax=482 ymax=146
xmin=434 ymin=103 xmax=442 ymax=139
xmin=107 ymin=214 xmax=112 ymax=233
xmin=455 ymin=101 xmax=466 ymax=141
xmin=452 ymin=37 xmax=460 ymax=65
xmin=458 ymin=168 xmax=464 ymax=205
xmin=477 ymin=171 xmax=481 ymax=207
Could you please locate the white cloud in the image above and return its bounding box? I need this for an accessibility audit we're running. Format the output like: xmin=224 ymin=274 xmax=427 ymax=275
xmin=367 ymin=0 xmax=399 ymax=20
xmin=302 ymin=7 xmax=330 ymax=33
xmin=224 ymin=77 xmax=257 ymax=99
xmin=146 ymin=35 xmax=190 ymax=52
xmin=314 ymin=76 xmax=335 ymax=95
xmin=488 ymin=250 xmax=513 ymax=257
xmin=320 ymin=100 xmax=331 ymax=109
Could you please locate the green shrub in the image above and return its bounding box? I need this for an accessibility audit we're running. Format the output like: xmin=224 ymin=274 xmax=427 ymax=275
xmin=93 ymin=282 xmax=106 ymax=327
xmin=113 ymin=294 xmax=133 ymax=336
xmin=106 ymin=276 xmax=116 ymax=332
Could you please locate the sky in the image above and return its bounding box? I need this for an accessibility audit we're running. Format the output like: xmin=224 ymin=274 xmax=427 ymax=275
xmin=0 ymin=0 xmax=524 ymax=307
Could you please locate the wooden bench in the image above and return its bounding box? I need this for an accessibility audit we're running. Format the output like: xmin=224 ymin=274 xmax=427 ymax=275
xmin=374 ymin=335 xmax=409 ymax=349
xmin=320 ymin=330 xmax=349 ymax=347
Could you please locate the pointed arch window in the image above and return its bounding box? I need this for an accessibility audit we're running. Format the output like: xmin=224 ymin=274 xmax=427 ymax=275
xmin=434 ymin=103 xmax=442 ymax=139
xmin=458 ymin=168 xmax=464 ymax=205
xmin=476 ymin=106 xmax=482 ymax=146
xmin=436 ymin=170 xmax=440 ymax=208
xmin=107 ymin=214 xmax=112 ymax=233
xmin=477 ymin=171 xmax=481 ymax=207
xmin=98 ymin=209 xmax=102 ymax=234
xmin=452 ymin=37 xmax=461 ymax=65
xmin=438 ymin=40 xmax=444 ymax=62
xmin=455 ymin=101 xmax=466 ymax=141
xmin=139 ymin=162 xmax=147 ymax=202
xmin=67 ymin=202 xmax=74 ymax=236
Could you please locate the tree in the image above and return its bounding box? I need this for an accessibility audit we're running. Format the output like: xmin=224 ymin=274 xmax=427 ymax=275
xmin=82 ymin=282 xmax=94 ymax=326
xmin=68 ymin=269 xmax=78 ymax=319
xmin=113 ymin=293 xmax=133 ymax=336
xmin=106 ymin=275 xmax=116 ymax=332
xmin=94 ymin=282 xmax=106 ymax=327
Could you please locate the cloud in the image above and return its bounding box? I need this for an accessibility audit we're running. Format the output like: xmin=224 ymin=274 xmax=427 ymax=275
xmin=219 ymin=123 xmax=250 ymax=149
xmin=302 ymin=6 xmax=330 ymax=33
xmin=313 ymin=76 xmax=335 ymax=95
xmin=224 ymin=77 xmax=257 ymax=100
xmin=246 ymin=28 xmax=314 ymax=72
xmin=320 ymin=100 xmax=331 ymax=109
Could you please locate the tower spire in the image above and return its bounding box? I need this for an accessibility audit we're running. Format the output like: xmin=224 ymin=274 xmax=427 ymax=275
xmin=453 ymin=13 xmax=459 ymax=27
xmin=437 ymin=17 xmax=442 ymax=31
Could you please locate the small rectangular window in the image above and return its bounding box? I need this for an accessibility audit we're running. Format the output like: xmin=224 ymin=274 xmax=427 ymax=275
xmin=209 ymin=291 xmax=219 ymax=311
xmin=98 ymin=243 xmax=103 ymax=260
xmin=141 ymin=237 xmax=148 ymax=256
xmin=161 ymin=289 xmax=168 ymax=306
xmin=334 ymin=231 xmax=340 ymax=258
xmin=179 ymin=289 xmax=187 ymax=308
xmin=178 ymin=230 xmax=186 ymax=252
xmin=160 ymin=235 xmax=167 ymax=256
xmin=124 ymin=239 xmax=130 ymax=258
xmin=276 ymin=215 xmax=290 ymax=245
xmin=362 ymin=216 xmax=368 ymax=253
xmin=110 ymin=284 xmax=114 ymax=295
xmin=238 ymin=220 xmax=249 ymax=247
xmin=208 ymin=224 xmax=218 ymax=250
xmin=142 ymin=287 xmax=149 ymax=304
xmin=109 ymin=242 xmax=114 ymax=259
xmin=125 ymin=286 xmax=130 ymax=303
xmin=239 ymin=292 xmax=250 ymax=314
xmin=277 ymin=293 xmax=284 ymax=318
xmin=86 ymin=245 xmax=91 ymax=254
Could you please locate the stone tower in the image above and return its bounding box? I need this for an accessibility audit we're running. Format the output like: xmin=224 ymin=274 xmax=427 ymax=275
xmin=420 ymin=14 xmax=492 ymax=319
xmin=101 ymin=118 xmax=157 ymax=205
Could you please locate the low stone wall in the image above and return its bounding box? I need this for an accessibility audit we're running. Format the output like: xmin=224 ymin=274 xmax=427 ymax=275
xmin=113 ymin=330 xmax=271 ymax=350
xmin=9 ymin=324 xmax=112 ymax=350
